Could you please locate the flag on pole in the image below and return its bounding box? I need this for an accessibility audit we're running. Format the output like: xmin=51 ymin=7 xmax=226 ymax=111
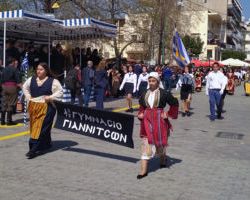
xmin=21 ymin=52 xmax=29 ymax=72
xmin=172 ymin=30 xmax=191 ymax=68
xmin=21 ymin=52 xmax=29 ymax=126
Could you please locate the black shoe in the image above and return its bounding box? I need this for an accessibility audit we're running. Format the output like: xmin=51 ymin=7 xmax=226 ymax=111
xmin=186 ymin=111 xmax=191 ymax=117
xmin=7 ymin=111 xmax=17 ymax=126
xmin=27 ymin=151 xmax=38 ymax=159
xmin=1 ymin=112 xmax=6 ymax=125
xmin=25 ymin=151 xmax=32 ymax=157
xmin=6 ymin=121 xmax=18 ymax=126
xmin=182 ymin=112 xmax=186 ymax=117
xmin=217 ymin=116 xmax=224 ymax=120
xmin=126 ymin=108 xmax=133 ymax=113
xmin=210 ymin=118 xmax=215 ymax=122
xmin=137 ymin=173 xmax=148 ymax=179
xmin=160 ymin=164 xmax=167 ymax=168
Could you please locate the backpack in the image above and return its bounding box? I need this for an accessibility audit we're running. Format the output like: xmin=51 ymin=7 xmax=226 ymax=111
xmin=64 ymin=69 xmax=77 ymax=90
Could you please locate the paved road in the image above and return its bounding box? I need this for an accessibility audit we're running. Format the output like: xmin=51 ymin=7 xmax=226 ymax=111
xmin=1 ymin=86 xmax=250 ymax=200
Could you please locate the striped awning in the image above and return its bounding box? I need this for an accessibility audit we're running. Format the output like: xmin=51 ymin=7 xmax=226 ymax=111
xmin=0 ymin=10 xmax=63 ymax=24
xmin=0 ymin=10 xmax=117 ymax=39
xmin=63 ymin=18 xmax=117 ymax=38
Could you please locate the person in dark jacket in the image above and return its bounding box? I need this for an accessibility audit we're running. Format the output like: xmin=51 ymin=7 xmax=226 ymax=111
xmin=65 ymin=64 xmax=83 ymax=106
xmin=6 ymin=40 xmax=20 ymax=62
xmin=50 ymin=44 xmax=65 ymax=84
xmin=82 ymin=60 xmax=95 ymax=107
xmin=94 ymin=60 xmax=108 ymax=109
xmin=1 ymin=58 xmax=22 ymax=125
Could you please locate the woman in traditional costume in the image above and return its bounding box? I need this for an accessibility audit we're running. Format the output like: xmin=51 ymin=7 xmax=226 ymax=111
xmin=137 ymin=72 xmax=179 ymax=179
xmin=226 ymin=69 xmax=235 ymax=95
xmin=23 ymin=63 xmax=63 ymax=159
xmin=194 ymin=69 xmax=202 ymax=92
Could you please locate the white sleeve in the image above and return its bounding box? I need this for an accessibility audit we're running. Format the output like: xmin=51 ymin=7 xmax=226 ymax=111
xmin=119 ymin=74 xmax=127 ymax=90
xmin=49 ymin=79 xmax=63 ymax=101
xmin=22 ymin=77 xmax=32 ymax=101
xmin=222 ymin=75 xmax=228 ymax=90
xmin=205 ymin=74 xmax=210 ymax=94
xmin=176 ymin=77 xmax=182 ymax=90
xmin=137 ymin=75 xmax=142 ymax=91
xmin=133 ymin=74 xmax=137 ymax=93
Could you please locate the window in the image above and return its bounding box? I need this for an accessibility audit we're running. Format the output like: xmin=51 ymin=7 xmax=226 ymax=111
xmin=131 ymin=20 xmax=137 ymax=26
xmin=118 ymin=35 xmax=124 ymax=42
xmin=207 ymin=49 xmax=213 ymax=59
xmin=143 ymin=20 xmax=149 ymax=26
xmin=131 ymin=35 xmax=138 ymax=41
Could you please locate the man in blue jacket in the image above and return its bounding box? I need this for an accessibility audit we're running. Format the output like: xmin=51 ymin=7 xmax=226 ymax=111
xmin=163 ymin=66 xmax=173 ymax=92
xmin=82 ymin=60 xmax=95 ymax=107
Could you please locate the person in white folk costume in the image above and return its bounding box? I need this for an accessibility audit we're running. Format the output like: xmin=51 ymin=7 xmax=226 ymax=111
xmin=137 ymin=65 xmax=149 ymax=97
xmin=119 ymin=65 xmax=137 ymax=112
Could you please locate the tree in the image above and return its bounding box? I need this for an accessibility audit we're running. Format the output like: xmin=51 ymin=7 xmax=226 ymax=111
xmin=0 ymin=0 xmax=17 ymax=10
xmin=182 ymin=35 xmax=204 ymax=57
xmin=222 ymin=50 xmax=247 ymax=61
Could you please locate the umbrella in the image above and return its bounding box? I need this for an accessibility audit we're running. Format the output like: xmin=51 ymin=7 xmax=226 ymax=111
xmin=191 ymin=59 xmax=203 ymax=67
xmin=202 ymin=60 xmax=224 ymax=67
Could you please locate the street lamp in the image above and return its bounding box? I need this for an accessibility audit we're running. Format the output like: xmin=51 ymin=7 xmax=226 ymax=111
xmin=52 ymin=2 xmax=60 ymax=9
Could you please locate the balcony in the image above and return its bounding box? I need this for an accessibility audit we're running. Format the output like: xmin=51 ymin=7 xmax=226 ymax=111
xmin=228 ymin=0 xmax=242 ymax=22
xmin=225 ymin=44 xmax=235 ymax=50
xmin=228 ymin=31 xmax=244 ymax=42
xmin=227 ymin=17 xmax=237 ymax=31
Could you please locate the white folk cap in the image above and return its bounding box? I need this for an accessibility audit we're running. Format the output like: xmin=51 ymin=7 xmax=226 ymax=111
xmin=148 ymin=72 xmax=160 ymax=82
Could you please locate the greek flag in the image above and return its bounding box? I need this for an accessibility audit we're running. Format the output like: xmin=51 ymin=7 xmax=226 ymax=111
xmin=21 ymin=52 xmax=29 ymax=72
xmin=172 ymin=30 xmax=190 ymax=68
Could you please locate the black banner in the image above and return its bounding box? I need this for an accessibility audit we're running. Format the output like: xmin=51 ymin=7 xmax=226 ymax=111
xmin=54 ymin=101 xmax=134 ymax=148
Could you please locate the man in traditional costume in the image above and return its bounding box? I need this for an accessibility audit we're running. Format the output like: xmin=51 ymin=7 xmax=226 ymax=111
xmin=137 ymin=72 xmax=179 ymax=179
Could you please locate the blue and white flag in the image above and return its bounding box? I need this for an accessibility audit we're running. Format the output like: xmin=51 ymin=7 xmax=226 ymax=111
xmin=20 ymin=52 xmax=29 ymax=72
xmin=172 ymin=30 xmax=191 ymax=68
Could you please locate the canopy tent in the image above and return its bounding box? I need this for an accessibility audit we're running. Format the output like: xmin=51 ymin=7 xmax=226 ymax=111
xmin=234 ymin=59 xmax=250 ymax=67
xmin=221 ymin=58 xmax=238 ymax=66
xmin=191 ymin=59 xmax=224 ymax=67
xmin=221 ymin=58 xmax=250 ymax=67
xmin=63 ymin=18 xmax=117 ymax=38
xmin=191 ymin=59 xmax=203 ymax=67
xmin=0 ymin=9 xmax=117 ymax=67
xmin=202 ymin=60 xmax=224 ymax=67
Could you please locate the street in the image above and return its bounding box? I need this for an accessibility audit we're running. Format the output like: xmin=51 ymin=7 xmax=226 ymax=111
xmin=1 ymin=86 xmax=250 ymax=200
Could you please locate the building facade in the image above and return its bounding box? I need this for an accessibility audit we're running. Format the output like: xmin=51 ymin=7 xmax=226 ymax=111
xmin=244 ymin=23 xmax=250 ymax=62
xmin=180 ymin=0 xmax=244 ymax=61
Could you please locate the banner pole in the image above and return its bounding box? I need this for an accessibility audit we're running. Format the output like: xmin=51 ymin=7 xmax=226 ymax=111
xmin=3 ymin=20 xmax=6 ymax=67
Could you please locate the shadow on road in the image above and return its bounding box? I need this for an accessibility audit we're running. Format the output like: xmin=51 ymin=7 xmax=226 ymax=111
xmin=31 ymin=140 xmax=79 ymax=159
xmin=62 ymin=147 xmax=139 ymax=163
xmin=148 ymin=156 xmax=182 ymax=174
xmin=50 ymin=140 xmax=79 ymax=152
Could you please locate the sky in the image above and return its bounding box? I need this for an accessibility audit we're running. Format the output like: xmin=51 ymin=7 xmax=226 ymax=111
xmin=241 ymin=0 xmax=250 ymax=20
